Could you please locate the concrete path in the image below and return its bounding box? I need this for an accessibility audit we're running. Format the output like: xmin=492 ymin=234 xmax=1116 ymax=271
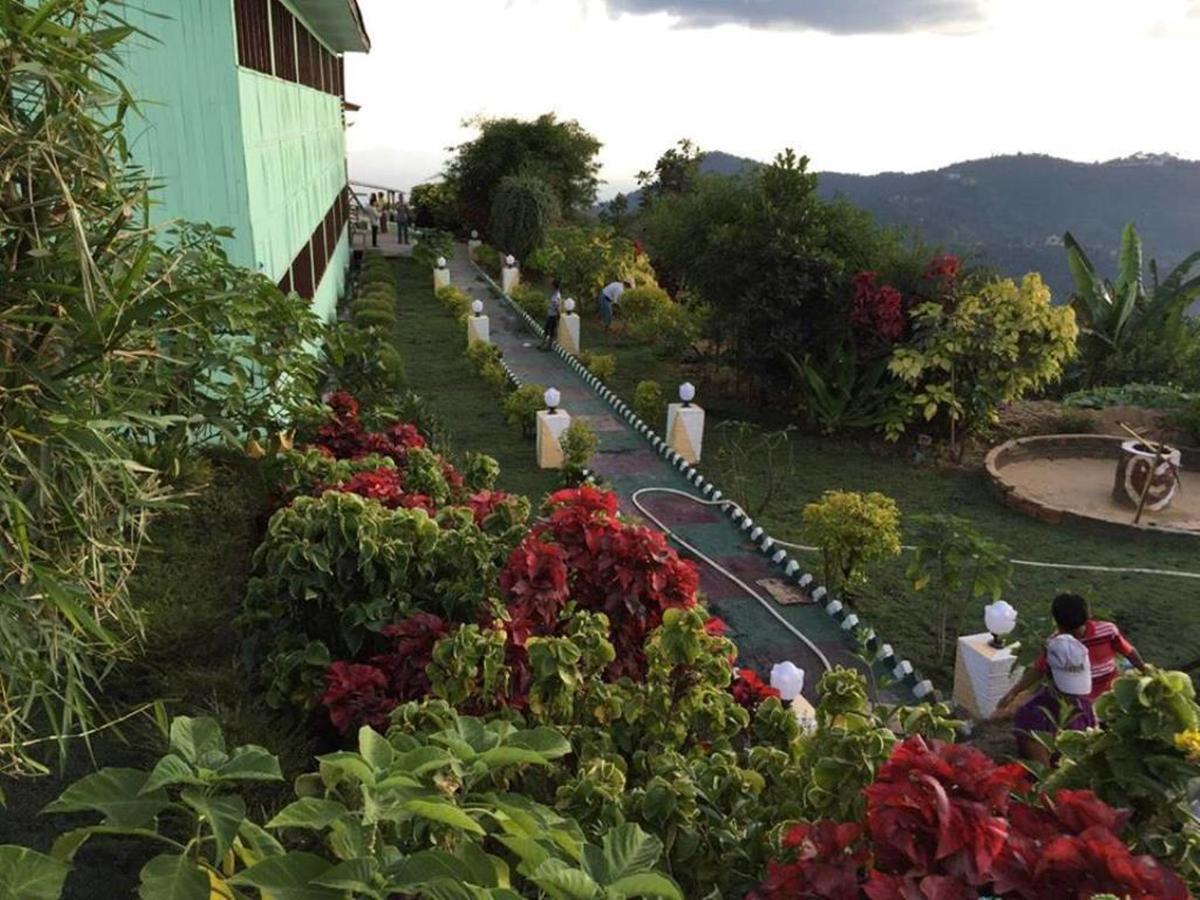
xmin=444 ymin=245 xmax=874 ymax=700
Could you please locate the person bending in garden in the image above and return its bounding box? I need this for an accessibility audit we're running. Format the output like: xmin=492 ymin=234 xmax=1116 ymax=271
xmin=1001 ymin=633 xmax=1097 ymax=766
xmin=539 ymin=280 xmax=562 ymax=351
xmin=598 ymin=279 xmax=632 ymax=332
xmin=997 ymin=592 xmax=1145 ymax=708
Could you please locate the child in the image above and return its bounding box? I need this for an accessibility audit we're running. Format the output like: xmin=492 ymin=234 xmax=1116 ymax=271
xmin=539 ymin=280 xmax=562 ymax=351
xmin=1006 ymin=633 xmax=1097 ymax=766
xmin=998 ymin=592 xmax=1145 ymax=706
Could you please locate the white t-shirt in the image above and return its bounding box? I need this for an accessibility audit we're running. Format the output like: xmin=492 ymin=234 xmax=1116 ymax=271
xmin=601 ymin=282 xmax=626 ymax=303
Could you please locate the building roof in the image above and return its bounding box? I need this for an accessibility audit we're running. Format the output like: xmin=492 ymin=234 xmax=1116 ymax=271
xmin=291 ymin=0 xmax=371 ymax=53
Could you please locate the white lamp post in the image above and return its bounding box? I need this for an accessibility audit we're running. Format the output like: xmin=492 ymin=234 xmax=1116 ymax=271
xmin=558 ymin=298 xmax=580 ymax=354
xmin=544 ymin=387 xmax=561 ymax=414
xmin=679 ymin=382 xmax=696 ymax=407
xmin=564 ymin=297 xmax=576 ymax=313
xmin=537 ymin=387 xmax=569 ymax=469
xmin=952 ymin=600 xmax=1024 ymax=719
xmin=467 ymin=299 xmax=489 ymax=346
xmin=501 ymin=254 xmax=519 ymax=293
xmin=667 ymin=382 xmax=704 ymax=464
xmin=468 ymin=229 xmax=482 ymax=259
xmin=471 ymin=300 xmax=483 ymax=316
xmin=433 ymin=254 xmax=450 ymax=289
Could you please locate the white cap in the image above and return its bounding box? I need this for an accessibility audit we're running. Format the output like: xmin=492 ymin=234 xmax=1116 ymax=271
xmin=1046 ymin=634 xmax=1092 ymax=696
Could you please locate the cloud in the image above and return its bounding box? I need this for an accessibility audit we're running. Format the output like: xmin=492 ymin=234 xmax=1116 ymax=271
xmin=605 ymin=0 xmax=985 ymax=33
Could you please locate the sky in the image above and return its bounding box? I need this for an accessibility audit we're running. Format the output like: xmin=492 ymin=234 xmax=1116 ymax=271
xmin=344 ymin=0 xmax=1200 ymax=199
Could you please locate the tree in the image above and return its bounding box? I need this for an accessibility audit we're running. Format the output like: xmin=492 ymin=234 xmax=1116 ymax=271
xmin=489 ymin=174 xmax=560 ymax=261
xmin=445 ymin=113 xmax=600 ymax=234
xmin=409 ymin=181 xmax=460 ymax=232
xmin=598 ymin=191 xmax=631 ymax=234
xmin=636 ymin=138 xmax=705 ymax=207
xmin=888 ymin=273 xmax=1078 ymax=457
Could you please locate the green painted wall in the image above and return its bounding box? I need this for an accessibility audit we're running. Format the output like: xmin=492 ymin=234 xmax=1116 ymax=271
xmin=237 ymin=69 xmax=347 ymax=291
xmin=115 ymin=1 xmax=255 ymax=269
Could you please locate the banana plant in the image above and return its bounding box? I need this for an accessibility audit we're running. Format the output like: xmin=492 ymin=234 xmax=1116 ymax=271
xmin=1065 ymin=223 xmax=1200 ymax=384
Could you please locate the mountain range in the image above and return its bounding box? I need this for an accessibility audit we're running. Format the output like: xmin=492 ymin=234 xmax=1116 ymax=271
xmin=619 ymin=151 xmax=1200 ymax=301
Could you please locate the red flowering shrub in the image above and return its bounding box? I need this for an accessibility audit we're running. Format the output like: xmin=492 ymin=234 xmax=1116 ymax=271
xmin=320 ymin=662 xmax=396 ymax=734
xmin=752 ymin=738 xmax=1189 ymax=900
xmin=316 ymin=391 xmax=364 ymax=458
xmin=923 ymin=254 xmax=961 ymax=284
xmin=504 ymin=487 xmax=699 ymax=679
xmin=370 ymin=613 xmax=453 ymax=703
xmin=730 ymin=667 xmax=781 ymax=713
xmin=850 ymin=272 xmax=905 ymax=344
xmin=330 ymin=467 xmax=407 ymax=507
xmin=755 ymin=822 xmax=866 ymax=900
xmin=468 ymin=490 xmax=517 ymax=527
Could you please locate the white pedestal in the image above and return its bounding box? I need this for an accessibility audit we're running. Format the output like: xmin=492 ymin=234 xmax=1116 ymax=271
xmin=953 ymin=632 xmax=1023 ymax=719
xmin=557 ymin=313 xmax=580 ymax=355
xmin=791 ymin=695 xmax=817 ymax=733
xmin=467 ymin=239 xmax=482 ymax=259
xmin=467 ymin=315 xmax=490 ymax=346
xmin=666 ymin=403 xmax=705 ymax=464
xmin=433 ymin=267 xmax=450 ymax=290
xmin=501 ymin=265 xmax=520 ymax=295
xmin=537 ymin=410 xmax=570 ymax=469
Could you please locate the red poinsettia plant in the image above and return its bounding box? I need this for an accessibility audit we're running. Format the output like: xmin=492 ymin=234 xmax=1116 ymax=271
xmin=850 ymin=272 xmax=906 ymax=344
xmin=752 ymin=735 xmax=1189 ymax=899
xmin=730 ymin=667 xmax=782 ymax=713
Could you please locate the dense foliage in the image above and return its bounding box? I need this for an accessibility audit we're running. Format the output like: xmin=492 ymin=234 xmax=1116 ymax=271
xmin=803 ymin=491 xmax=902 ymax=598
xmin=489 ymin=174 xmax=561 ymax=261
xmin=446 ymin=113 xmax=601 ymax=234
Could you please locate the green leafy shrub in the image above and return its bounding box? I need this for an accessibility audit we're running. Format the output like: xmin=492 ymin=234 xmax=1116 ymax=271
xmin=526 ymin=225 xmax=657 ymax=300
xmin=560 ymin=420 xmax=600 ymax=484
xmin=464 ymin=340 xmax=509 ymax=393
xmin=1064 ymin=383 xmax=1199 ymax=410
xmin=634 ymin=380 xmax=665 ymax=425
xmin=802 ymin=490 xmax=902 ymax=597
xmin=463 ymin=452 xmax=502 ymax=491
xmin=621 ymin=284 xmax=672 ymax=323
xmin=588 ymin=353 xmax=617 ymax=384
xmin=410 ymin=180 xmax=461 ymax=232
xmin=435 ymin=284 xmax=472 ymax=321
xmin=906 ymin=514 xmax=1012 ymax=660
xmin=510 ymin=282 xmax=549 ymax=320
xmin=349 ymin=295 xmax=396 ymax=318
xmin=1174 ymin=399 xmax=1200 ymax=445
xmin=352 ymin=307 xmax=397 ymax=330
xmin=411 ymin=228 xmax=455 ymax=271
xmin=629 ymin=299 xmax=704 ymax=357
xmin=489 ymin=174 xmax=561 ymax=261
xmin=888 ymin=273 xmax=1078 ymax=457
xmin=321 ymin=322 xmax=408 ymax=416
xmin=503 ymin=383 xmax=547 ymax=438
xmin=474 ymin=242 xmax=502 ymax=277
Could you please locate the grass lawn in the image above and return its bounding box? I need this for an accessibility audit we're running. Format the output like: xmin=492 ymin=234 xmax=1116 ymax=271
xmin=390 ymin=257 xmax=562 ymax=504
xmin=571 ymin=311 xmax=1200 ymax=686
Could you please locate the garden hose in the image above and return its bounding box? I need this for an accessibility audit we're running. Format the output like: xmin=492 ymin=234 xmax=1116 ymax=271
xmin=629 ymin=487 xmax=834 ymax=674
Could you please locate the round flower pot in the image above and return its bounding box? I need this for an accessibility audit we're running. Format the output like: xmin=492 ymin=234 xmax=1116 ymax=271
xmin=1113 ymin=440 xmax=1182 ymax=511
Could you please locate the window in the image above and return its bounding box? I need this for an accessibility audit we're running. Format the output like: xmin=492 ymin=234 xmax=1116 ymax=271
xmin=234 ymin=0 xmax=271 ymax=74
xmin=291 ymin=242 xmax=313 ymax=299
xmin=270 ymin=1 xmax=296 ymax=82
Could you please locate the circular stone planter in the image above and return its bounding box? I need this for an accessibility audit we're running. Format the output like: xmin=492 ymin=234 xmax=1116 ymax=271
xmin=985 ymin=434 xmax=1200 ymax=537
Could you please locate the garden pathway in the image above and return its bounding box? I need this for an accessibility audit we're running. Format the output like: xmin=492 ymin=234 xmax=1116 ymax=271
xmin=445 ymin=246 xmax=876 ymax=701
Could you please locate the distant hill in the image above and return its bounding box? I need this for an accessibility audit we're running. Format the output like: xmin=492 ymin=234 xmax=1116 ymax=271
xmin=617 ymin=151 xmax=1200 ymax=301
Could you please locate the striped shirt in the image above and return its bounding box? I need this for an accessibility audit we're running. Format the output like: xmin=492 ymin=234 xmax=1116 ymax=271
xmin=1035 ymin=620 xmax=1135 ymax=700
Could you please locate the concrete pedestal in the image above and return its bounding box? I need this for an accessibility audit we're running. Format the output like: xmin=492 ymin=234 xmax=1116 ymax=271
xmin=501 ymin=265 xmax=520 ymax=295
xmin=953 ymin=632 xmax=1023 ymax=719
xmin=666 ymin=403 xmax=705 ymax=464
xmin=467 ymin=239 xmax=482 ymax=259
xmin=467 ymin=315 xmax=490 ymax=347
xmin=537 ymin=410 xmax=571 ymax=469
xmin=557 ymin=313 xmax=581 ymax=355
xmin=433 ymin=267 xmax=450 ymax=290
xmin=791 ymin=695 xmax=817 ymax=733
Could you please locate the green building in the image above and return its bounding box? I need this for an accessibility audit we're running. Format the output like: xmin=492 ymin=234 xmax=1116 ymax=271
xmin=117 ymin=0 xmax=370 ymax=321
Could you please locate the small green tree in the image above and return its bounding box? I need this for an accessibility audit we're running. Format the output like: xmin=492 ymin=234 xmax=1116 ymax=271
xmin=502 ymin=383 xmax=546 ymax=438
xmin=906 ymin=514 xmax=1012 ymax=660
xmin=802 ymin=491 xmax=902 ymax=598
xmin=634 ymin=380 xmax=665 ymax=425
xmin=888 ymin=273 xmax=1078 ymax=458
xmin=489 ymin=174 xmax=560 ymax=261
xmin=560 ymin=420 xmax=599 ymax=486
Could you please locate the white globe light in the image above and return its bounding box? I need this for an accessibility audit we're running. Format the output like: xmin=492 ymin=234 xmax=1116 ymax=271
xmin=769 ymin=661 xmax=805 ymax=701
xmin=436 ymin=256 xmax=446 ymax=268
xmin=544 ymin=387 xmax=561 ymax=410
xmin=984 ymin=600 xmax=1018 ymax=646
xmin=679 ymin=382 xmax=696 ymax=404
xmin=564 ymin=298 xmax=576 ymax=313
xmin=470 ymin=229 xmax=479 ymax=239
xmin=505 ymin=254 xmax=516 ymax=267
xmin=471 ymin=300 xmax=483 ymax=315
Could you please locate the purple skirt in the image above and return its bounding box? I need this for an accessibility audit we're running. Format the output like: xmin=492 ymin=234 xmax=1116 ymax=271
xmin=1013 ymin=687 xmax=1096 ymax=739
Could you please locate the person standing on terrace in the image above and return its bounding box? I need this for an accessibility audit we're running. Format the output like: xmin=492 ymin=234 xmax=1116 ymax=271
xmin=394 ymin=195 xmax=411 ymax=246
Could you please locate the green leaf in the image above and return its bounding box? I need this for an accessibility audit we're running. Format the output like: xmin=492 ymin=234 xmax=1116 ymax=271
xmin=391 ymin=746 xmax=455 ymax=778
xmin=137 ymin=854 xmax=209 ymax=900
xmin=44 ymin=768 xmax=170 ymax=828
xmin=404 ymin=799 xmax=485 ymax=835
xmin=607 ymin=872 xmax=684 ymax=899
xmin=384 ymin=849 xmax=465 ymax=886
xmin=169 ymin=717 xmax=225 ymax=765
xmin=357 ymin=727 xmax=394 ymax=771
xmin=0 ymin=846 xmax=71 ymax=899
xmin=507 ymin=727 xmax=572 ymax=759
xmin=495 ymin=835 xmax=552 ymax=870
xmin=590 ymin=824 xmax=663 ymax=883
xmin=180 ymin=788 xmax=245 ymax=861
xmin=216 ymin=745 xmax=283 ymax=782
xmin=141 ymin=754 xmax=200 ymax=793
xmin=229 ymin=852 xmax=341 ymax=899
xmin=312 ymin=857 xmax=380 ymax=894
xmin=476 ymin=747 xmax=551 ymax=769
xmin=267 ymin=798 xmax=349 ymax=831
xmin=528 ymin=858 xmax=600 ymax=899
xmin=49 ymin=827 xmax=93 ymax=864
